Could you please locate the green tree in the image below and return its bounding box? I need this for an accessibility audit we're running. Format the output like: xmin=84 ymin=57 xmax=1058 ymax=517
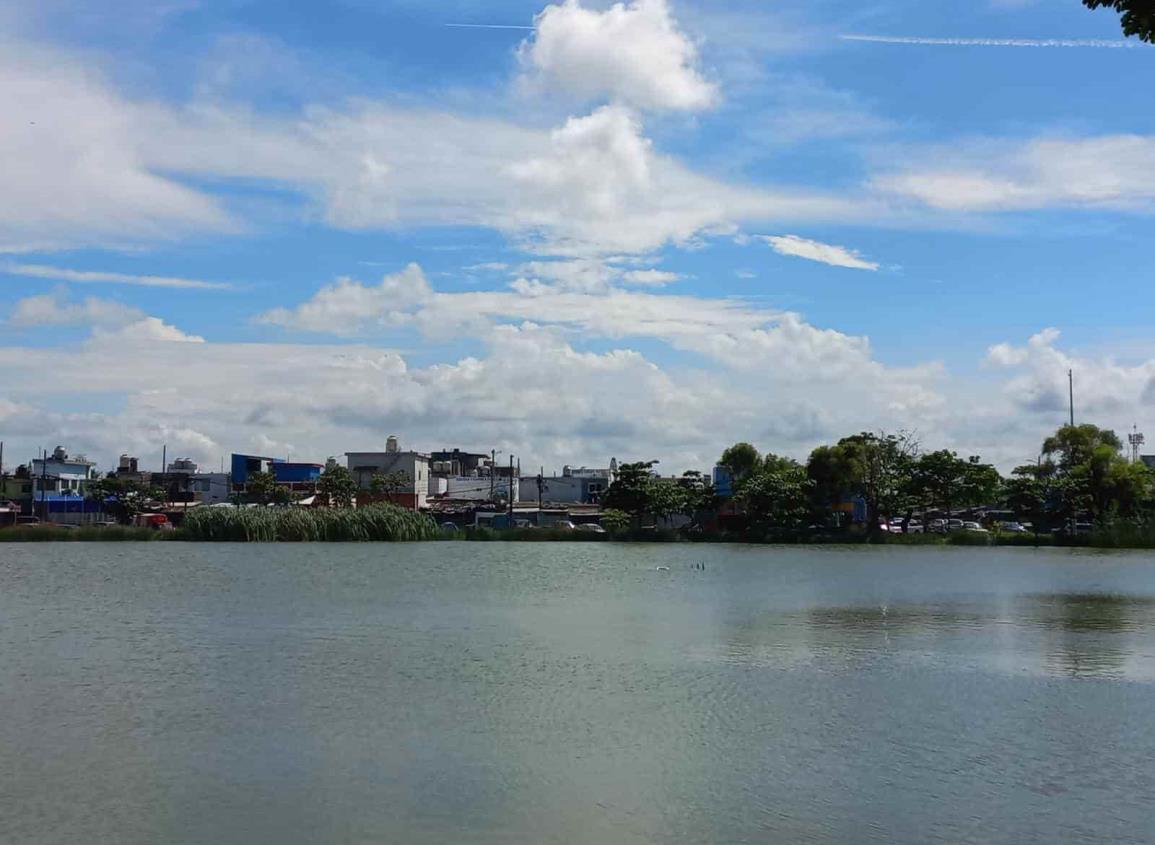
xmin=370 ymin=470 xmax=411 ymax=499
xmin=719 ymin=442 xmax=761 ymax=481
xmin=676 ymin=470 xmax=715 ymax=517
xmin=806 ymin=444 xmax=856 ymax=522
xmin=600 ymin=509 xmax=632 ymax=532
xmin=319 ymin=463 xmax=357 ymax=509
xmin=1083 ymin=1 xmax=1155 ymax=43
xmin=602 ymin=460 xmax=659 ymax=522
xmin=823 ymin=432 xmax=918 ymax=535
xmin=88 ymin=476 xmax=162 ymax=524
xmin=1041 ymin=424 xmax=1142 ymax=525
xmin=246 ymin=470 xmax=278 ymax=505
xmin=737 ymin=457 xmax=811 ymax=530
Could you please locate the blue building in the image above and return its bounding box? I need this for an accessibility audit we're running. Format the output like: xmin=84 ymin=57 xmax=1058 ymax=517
xmin=712 ymin=465 xmax=734 ymax=498
xmin=272 ymin=462 xmax=322 ymax=485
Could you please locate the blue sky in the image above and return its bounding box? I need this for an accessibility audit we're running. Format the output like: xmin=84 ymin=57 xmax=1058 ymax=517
xmin=1 ymin=0 xmax=1154 ymax=474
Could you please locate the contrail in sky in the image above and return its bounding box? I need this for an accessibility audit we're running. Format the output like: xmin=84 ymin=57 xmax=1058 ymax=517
xmin=444 ymin=23 xmax=534 ymax=30
xmin=840 ymin=33 xmax=1139 ymax=48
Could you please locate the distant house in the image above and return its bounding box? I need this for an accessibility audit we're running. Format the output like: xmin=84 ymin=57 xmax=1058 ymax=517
xmin=346 ymin=437 xmax=429 ymax=510
xmin=518 ymin=461 xmax=617 ymax=505
xmin=30 ymin=446 xmax=103 ymax=524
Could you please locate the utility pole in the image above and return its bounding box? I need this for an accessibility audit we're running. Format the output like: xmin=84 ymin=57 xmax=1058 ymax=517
xmin=537 ymin=467 xmax=544 ymax=513
xmin=1068 ymin=369 xmax=1075 ymax=428
xmin=162 ymin=443 xmax=167 ymax=474
xmin=508 ymin=454 xmax=515 ymax=525
xmin=490 ymin=448 xmax=496 ymax=500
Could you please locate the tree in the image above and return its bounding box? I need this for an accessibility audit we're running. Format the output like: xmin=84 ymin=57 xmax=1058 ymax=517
xmin=370 ymin=470 xmax=411 ymax=500
xmin=806 ymin=444 xmax=857 ymax=522
xmin=1041 ymin=424 xmax=1141 ymax=525
xmin=676 ymin=470 xmax=715 ymax=517
xmin=817 ymin=432 xmax=918 ymax=535
xmin=737 ymin=457 xmax=811 ymax=530
xmin=88 ymin=477 xmax=162 ymax=524
xmin=246 ymin=470 xmax=278 ymax=505
xmin=719 ymin=442 xmax=761 ymax=481
xmin=600 ymin=509 xmax=632 ymax=532
xmin=1083 ymin=1 xmax=1155 ymax=43
xmin=602 ymin=460 xmax=659 ymax=522
xmin=319 ymin=463 xmax=357 ymax=509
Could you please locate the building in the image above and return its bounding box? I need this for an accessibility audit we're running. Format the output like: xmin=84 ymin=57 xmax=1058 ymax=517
xmin=519 ymin=461 xmax=616 ymax=505
xmin=30 ymin=446 xmax=103 ymax=524
xmin=430 ymin=448 xmax=493 ymax=477
xmin=188 ymin=472 xmax=231 ymax=504
xmin=272 ymin=462 xmax=323 ymax=489
xmin=441 ymin=474 xmax=519 ymax=503
xmin=230 ymin=453 xmax=280 ymax=488
xmin=346 ymin=438 xmax=430 ymax=510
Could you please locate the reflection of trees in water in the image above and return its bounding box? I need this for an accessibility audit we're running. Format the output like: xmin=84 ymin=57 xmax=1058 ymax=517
xmin=1026 ymin=593 xmax=1155 ymax=678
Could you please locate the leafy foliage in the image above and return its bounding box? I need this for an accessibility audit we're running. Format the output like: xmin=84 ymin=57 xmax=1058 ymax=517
xmin=87 ymin=476 xmax=163 ymax=524
xmin=1083 ymin=0 xmax=1155 ymax=43
xmin=370 ymin=470 xmax=411 ymax=497
xmin=183 ymin=503 xmax=438 ymax=541
xmin=246 ymin=470 xmax=278 ymax=505
xmin=319 ymin=463 xmax=358 ymax=509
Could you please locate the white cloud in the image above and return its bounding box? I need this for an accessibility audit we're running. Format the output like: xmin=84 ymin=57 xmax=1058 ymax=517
xmin=985 ymin=327 xmax=1155 ymax=420
xmin=1 ymin=263 xmax=232 ymax=290
xmin=519 ymin=0 xmax=717 ymax=111
xmin=9 ymin=292 xmax=144 ymax=328
xmin=0 ymin=317 xmax=947 ymax=480
xmin=0 ymin=41 xmax=230 ymax=252
xmin=95 ymin=317 xmax=205 ymax=343
xmin=761 ymin=234 xmax=880 ymax=270
xmin=7 ymin=290 xmax=203 ymax=341
xmin=874 ymin=135 xmax=1155 ymax=213
xmin=622 ymin=268 xmax=680 ymax=286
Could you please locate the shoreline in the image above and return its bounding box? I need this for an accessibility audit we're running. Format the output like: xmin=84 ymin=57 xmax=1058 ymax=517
xmin=1 ymin=525 xmax=1150 ymax=549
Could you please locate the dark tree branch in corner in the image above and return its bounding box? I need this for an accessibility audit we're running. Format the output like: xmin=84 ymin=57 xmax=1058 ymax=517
xmin=1084 ymin=0 xmax=1155 ymax=43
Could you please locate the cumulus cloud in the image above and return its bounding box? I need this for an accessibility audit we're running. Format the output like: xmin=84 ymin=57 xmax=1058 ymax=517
xmin=874 ymin=135 xmax=1155 ymax=213
xmin=985 ymin=327 xmax=1155 ymax=418
xmin=0 ymin=316 xmax=948 ymax=480
xmin=761 ymin=234 xmax=880 ymax=270
xmin=1 ymin=37 xmax=870 ymax=257
xmin=519 ymin=0 xmax=717 ymax=111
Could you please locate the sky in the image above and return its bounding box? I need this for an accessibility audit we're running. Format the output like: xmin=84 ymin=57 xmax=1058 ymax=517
xmin=2 ymin=0 xmax=1154 ymax=476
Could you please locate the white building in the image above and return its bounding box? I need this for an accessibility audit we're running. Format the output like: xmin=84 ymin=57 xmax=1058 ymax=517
xmin=346 ymin=438 xmax=429 ymax=510
xmin=31 ymin=446 xmax=98 ymax=497
xmin=519 ymin=460 xmax=617 ymax=505
xmin=438 ymin=475 xmax=519 ymax=503
xmin=188 ymin=472 xmax=231 ymax=504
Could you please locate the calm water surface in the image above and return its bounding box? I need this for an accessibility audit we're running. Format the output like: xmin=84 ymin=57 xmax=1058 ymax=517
xmin=3 ymin=542 xmax=1155 ymax=844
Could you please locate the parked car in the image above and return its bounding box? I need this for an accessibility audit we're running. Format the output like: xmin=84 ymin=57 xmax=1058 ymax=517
xmin=439 ymin=521 xmax=459 ymax=532
xmin=553 ymin=520 xmax=577 ymax=530
xmin=575 ymin=523 xmax=606 ymax=534
xmin=961 ymin=521 xmax=988 ymax=533
xmin=928 ymin=518 xmax=946 ymax=533
xmin=998 ymin=521 xmax=1028 ymax=534
xmin=513 ymin=518 xmax=535 ymax=529
xmin=947 ymin=519 xmax=964 ymax=532
xmin=888 ymin=519 xmax=925 ymax=534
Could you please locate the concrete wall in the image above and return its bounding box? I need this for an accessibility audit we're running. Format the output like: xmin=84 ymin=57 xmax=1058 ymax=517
xmin=346 ymin=452 xmax=429 ymax=509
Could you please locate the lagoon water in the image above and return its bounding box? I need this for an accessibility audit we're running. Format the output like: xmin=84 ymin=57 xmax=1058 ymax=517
xmin=2 ymin=542 xmax=1155 ymax=844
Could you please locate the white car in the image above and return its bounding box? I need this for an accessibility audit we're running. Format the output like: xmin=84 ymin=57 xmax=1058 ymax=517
xmin=961 ymin=521 xmax=988 ymax=533
xmin=999 ymin=521 xmax=1028 ymax=534
xmin=575 ymin=523 xmax=607 ymax=534
xmin=553 ymin=520 xmax=577 ymax=530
